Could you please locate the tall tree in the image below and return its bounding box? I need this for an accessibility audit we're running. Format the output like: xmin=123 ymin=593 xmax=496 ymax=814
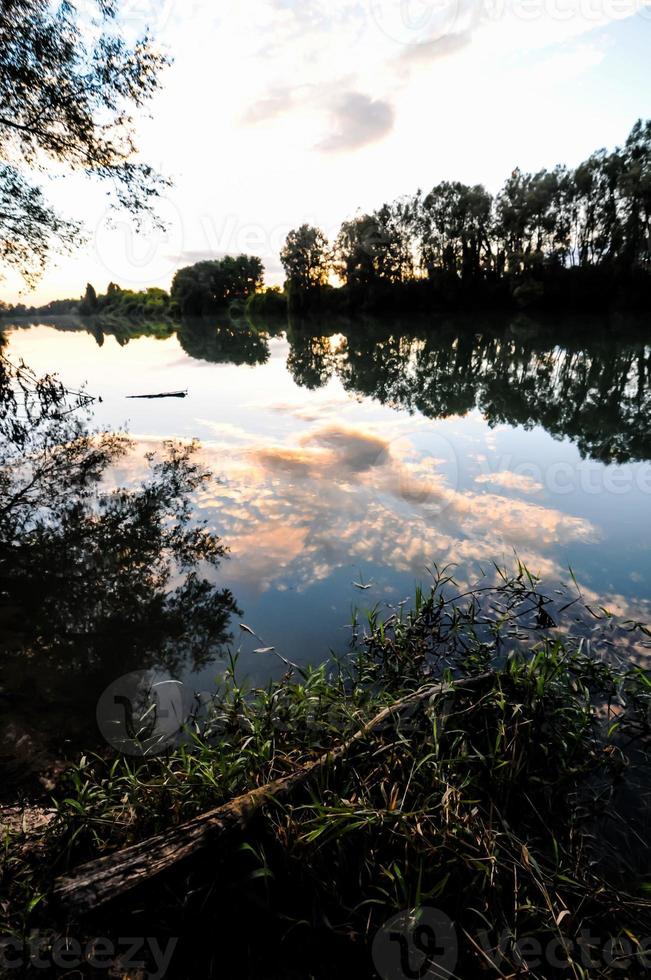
xmin=619 ymin=119 xmax=651 ymax=269
xmin=280 ymin=224 xmax=330 ymax=291
xmin=417 ymin=182 xmax=492 ymax=281
xmin=571 ymin=150 xmax=623 ymax=267
xmin=372 ymin=198 xmax=417 ymax=283
xmin=0 ymin=0 xmax=169 ymax=284
xmin=79 ymin=282 xmax=99 ymax=315
xmin=334 ymin=214 xmax=384 ymax=287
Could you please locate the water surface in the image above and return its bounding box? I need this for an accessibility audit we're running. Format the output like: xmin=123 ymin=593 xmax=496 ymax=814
xmin=4 ymin=314 xmax=651 ymax=709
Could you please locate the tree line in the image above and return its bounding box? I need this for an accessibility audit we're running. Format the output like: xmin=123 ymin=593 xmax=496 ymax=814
xmin=78 ymin=258 xmax=266 ymax=319
xmin=280 ymin=120 xmax=651 ymax=312
xmin=3 ymin=120 xmax=649 ymax=319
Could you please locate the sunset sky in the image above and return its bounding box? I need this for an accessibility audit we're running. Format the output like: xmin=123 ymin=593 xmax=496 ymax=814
xmin=9 ymin=0 xmax=651 ymax=305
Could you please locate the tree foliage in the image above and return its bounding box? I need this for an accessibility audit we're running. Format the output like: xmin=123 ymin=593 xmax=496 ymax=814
xmin=287 ymin=121 xmax=651 ymax=308
xmin=80 ymin=281 xmax=172 ymax=318
xmin=0 ymin=0 xmax=169 ymax=283
xmin=171 ymin=256 xmax=265 ymax=316
xmin=280 ymin=224 xmax=330 ymax=291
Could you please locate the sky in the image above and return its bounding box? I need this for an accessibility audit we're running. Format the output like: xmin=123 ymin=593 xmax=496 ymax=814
xmin=7 ymin=0 xmax=651 ymax=304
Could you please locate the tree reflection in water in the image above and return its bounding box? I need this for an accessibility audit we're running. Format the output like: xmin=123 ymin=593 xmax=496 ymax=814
xmin=7 ymin=311 xmax=649 ymax=466
xmin=286 ymin=316 xmax=651 ymax=465
xmin=0 ymin=349 xmax=239 ymax=786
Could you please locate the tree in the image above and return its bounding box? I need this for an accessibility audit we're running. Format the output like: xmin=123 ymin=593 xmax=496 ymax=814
xmin=418 ymin=181 xmax=492 ymax=281
xmin=280 ymin=225 xmax=330 ymax=291
xmin=171 ymin=257 xmax=265 ymax=316
xmin=177 ymin=319 xmax=269 ymax=366
xmin=170 ymin=261 xmax=216 ymax=316
xmin=0 ymin=1 xmax=169 ymax=284
xmin=372 ymin=198 xmax=417 ymax=283
xmin=334 ymin=214 xmax=384 ymax=287
xmin=79 ymin=282 xmax=99 ymax=315
xmin=619 ymin=119 xmax=651 ymax=269
xmin=570 ymin=151 xmax=623 ymax=268
xmin=216 ymin=255 xmax=265 ymax=302
xmin=0 ymin=346 xmax=239 ymax=749
xmin=286 ymin=330 xmax=335 ymax=389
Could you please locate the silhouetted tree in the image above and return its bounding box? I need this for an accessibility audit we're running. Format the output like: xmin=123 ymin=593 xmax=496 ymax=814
xmin=171 ymin=256 xmax=264 ymax=316
xmin=620 ymin=119 xmax=651 ymax=269
xmin=79 ymin=283 xmax=99 ymax=315
xmin=0 ymin=0 xmax=169 ymax=283
xmin=418 ymin=181 xmax=492 ymax=281
xmin=281 ymin=225 xmax=330 ymax=291
xmin=310 ymin=318 xmax=651 ymax=464
xmin=286 ymin=330 xmax=336 ymax=389
xmin=334 ymin=214 xmax=385 ymax=287
xmin=287 ymin=120 xmax=651 ymax=312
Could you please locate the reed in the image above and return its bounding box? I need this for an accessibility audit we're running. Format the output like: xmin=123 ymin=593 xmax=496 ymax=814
xmin=3 ymin=566 xmax=650 ymax=978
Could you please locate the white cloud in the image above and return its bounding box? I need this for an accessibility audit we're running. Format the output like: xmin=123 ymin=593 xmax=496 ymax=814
xmin=317 ymin=92 xmax=396 ymax=152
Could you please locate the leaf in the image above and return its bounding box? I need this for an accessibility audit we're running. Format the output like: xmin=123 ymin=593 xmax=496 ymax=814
xmin=556 ymin=910 xmax=570 ymax=925
xmin=239 ymin=624 xmax=256 ymax=635
xmin=254 ymin=647 xmax=275 ymax=654
xmin=27 ymin=894 xmax=44 ymax=913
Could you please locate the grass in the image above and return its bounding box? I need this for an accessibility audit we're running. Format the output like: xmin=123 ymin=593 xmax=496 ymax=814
xmin=2 ymin=565 xmax=651 ymax=978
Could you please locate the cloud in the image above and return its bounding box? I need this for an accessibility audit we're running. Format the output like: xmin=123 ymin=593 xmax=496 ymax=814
xmin=194 ymin=421 xmax=260 ymax=444
xmin=249 ymin=446 xmax=317 ymax=479
xmin=317 ymin=92 xmax=395 ymax=152
xmin=175 ymin=421 xmax=599 ymax=595
xmin=475 ymin=471 xmax=544 ymax=494
xmin=110 ymin=428 xmax=651 ymax=658
xmin=300 ymin=423 xmax=387 ymax=473
xmin=241 ymin=87 xmax=295 ymax=125
xmin=400 ymin=30 xmax=473 ymax=65
xmin=103 ymin=434 xmax=651 ymax=670
xmin=264 ymin=395 xmax=351 ymax=421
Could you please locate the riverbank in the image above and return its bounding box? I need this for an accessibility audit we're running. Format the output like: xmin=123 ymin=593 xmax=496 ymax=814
xmin=2 ymin=571 xmax=650 ymax=978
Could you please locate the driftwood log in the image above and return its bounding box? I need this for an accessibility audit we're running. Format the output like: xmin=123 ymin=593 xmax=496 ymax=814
xmin=127 ymin=390 xmax=188 ymax=400
xmin=53 ymin=672 xmax=493 ymax=914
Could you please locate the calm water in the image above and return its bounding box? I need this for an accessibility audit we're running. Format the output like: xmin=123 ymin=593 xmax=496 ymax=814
xmin=4 ymin=315 xmax=651 ymax=711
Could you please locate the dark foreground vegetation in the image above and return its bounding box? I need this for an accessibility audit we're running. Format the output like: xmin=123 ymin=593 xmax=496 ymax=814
xmin=3 ymin=572 xmax=651 ymax=978
xmin=0 ymin=348 xmax=650 ymax=979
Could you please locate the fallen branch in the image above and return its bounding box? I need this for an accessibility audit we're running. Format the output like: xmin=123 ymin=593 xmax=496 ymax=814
xmin=127 ymin=390 xmax=188 ymax=399
xmin=52 ymin=672 xmax=493 ymax=914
